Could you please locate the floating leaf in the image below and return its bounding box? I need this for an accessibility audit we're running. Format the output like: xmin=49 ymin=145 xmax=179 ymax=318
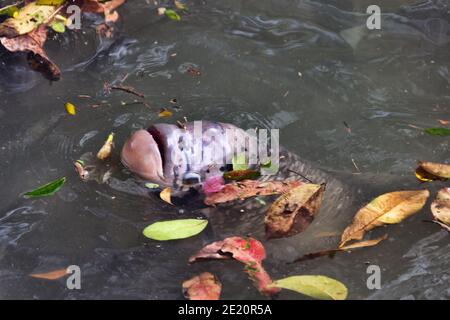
xmin=36 ymin=0 xmax=66 ymax=5
xmin=74 ymin=160 xmax=89 ymax=180
xmin=51 ymin=21 xmax=65 ymax=33
xmin=30 ymin=268 xmax=68 ymax=280
xmin=165 ymin=9 xmax=181 ymax=21
xmin=340 ymin=190 xmax=430 ymax=247
xmin=232 ymin=153 xmax=248 ymax=171
xmin=145 ymin=183 xmax=160 ymax=189
xmin=416 ymin=161 xmax=450 ymax=180
xmin=23 ymin=177 xmax=66 ymax=198
xmin=97 ymin=132 xmax=114 ymax=160
xmin=158 ymin=108 xmax=173 ymax=118
xmin=202 ymin=176 xmax=225 ymax=194
xmin=271 ymin=275 xmax=348 ymax=300
xmin=0 ymin=4 xmax=19 ymax=17
xmin=160 ymin=187 xmax=173 ymax=204
xmin=65 ymin=102 xmax=76 ymax=115
xmin=204 ymin=180 xmax=302 ymax=205
xmin=223 ymin=169 xmax=260 ymax=181
xmin=182 ymin=272 xmax=221 ymax=300
xmin=424 ymin=127 xmax=450 ymax=136
xmin=438 ymin=119 xmax=449 ymax=126
xmin=431 ymin=188 xmax=450 ymax=231
xmin=174 ymin=0 xmax=187 ymax=10
xmin=143 ymin=219 xmax=208 ymax=241
xmin=293 ymin=235 xmax=387 ymax=263
xmin=265 ymin=183 xmax=325 ymax=239
xmin=157 ymin=7 xmax=166 ymax=16
xmin=189 ymin=236 xmax=280 ymax=296
xmin=0 ymin=2 xmax=58 ymax=37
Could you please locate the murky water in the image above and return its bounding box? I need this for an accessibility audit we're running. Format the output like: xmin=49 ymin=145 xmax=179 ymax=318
xmin=0 ymin=0 xmax=449 ymax=299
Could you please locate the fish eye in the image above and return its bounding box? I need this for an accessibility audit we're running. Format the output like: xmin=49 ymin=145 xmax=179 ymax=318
xmin=182 ymin=172 xmax=201 ymax=185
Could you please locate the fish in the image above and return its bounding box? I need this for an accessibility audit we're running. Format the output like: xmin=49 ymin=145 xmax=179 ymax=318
xmin=121 ymin=121 xmax=258 ymax=190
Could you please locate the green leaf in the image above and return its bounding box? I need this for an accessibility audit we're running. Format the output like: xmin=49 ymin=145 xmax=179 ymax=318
xmin=0 ymin=5 xmax=19 ymax=17
xmin=272 ymin=275 xmax=348 ymax=300
xmin=232 ymin=153 xmax=248 ymax=171
xmin=165 ymin=9 xmax=181 ymax=21
xmin=143 ymin=219 xmax=208 ymax=241
xmin=425 ymin=128 xmax=450 ymax=136
xmin=23 ymin=177 xmax=66 ymax=199
xmin=145 ymin=183 xmax=160 ymax=189
xmin=51 ymin=21 xmax=65 ymax=33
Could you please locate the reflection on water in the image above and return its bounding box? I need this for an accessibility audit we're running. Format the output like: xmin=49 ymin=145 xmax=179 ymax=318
xmin=0 ymin=0 xmax=449 ymax=299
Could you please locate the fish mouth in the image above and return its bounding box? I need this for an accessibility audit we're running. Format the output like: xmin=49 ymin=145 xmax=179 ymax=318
xmin=121 ymin=128 xmax=167 ymax=185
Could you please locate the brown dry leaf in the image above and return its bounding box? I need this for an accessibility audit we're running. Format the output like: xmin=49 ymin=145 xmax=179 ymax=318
xmin=82 ymin=0 xmax=125 ymax=23
xmin=340 ymin=190 xmax=430 ymax=247
xmin=182 ymin=272 xmax=222 ymax=300
xmin=265 ymin=183 xmax=325 ymax=239
xmin=0 ymin=2 xmax=58 ymax=38
xmin=293 ymin=235 xmax=388 ymax=263
xmin=189 ymin=236 xmax=280 ymax=296
xmin=204 ymin=180 xmax=302 ymax=206
xmin=0 ymin=26 xmax=60 ymax=80
xmin=431 ymin=187 xmax=450 ymax=231
xmin=96 ymin=133 xmax=114 ymax=160
xmin=416 ymin=161 xmax=450 ymax=180
xmin=437 ymin=119 xmax=449 ymax=126
xmin=30 ymin=268 xmax=67 ymax=280
xmin=160 ymin=187 xmax=173 ymax=205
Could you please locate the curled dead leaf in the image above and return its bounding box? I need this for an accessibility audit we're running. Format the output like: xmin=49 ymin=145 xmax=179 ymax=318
xmin=204 ymin=179 xmax=302 ymax=206
xmin=74 ymin=160 xmax=89 ymax=180
xmin=160 ymin=187 xmax=173 ymax=205
xmin=1 ymin=26 xmax=60 ymax=80
xmin=416 ymin=161 xmax=450 ymax=181
xmin=182 ymin=272 xmax=222 ymax=300
xmin=431 ymin=188 xmax=450 ymax=232
xmin=340 ymin=190 xmax=430 ymax=247
xmin=97 ymin=132 xmax=114 ymax=160
xmin=265 ymin=183 xmax=325 ymax=239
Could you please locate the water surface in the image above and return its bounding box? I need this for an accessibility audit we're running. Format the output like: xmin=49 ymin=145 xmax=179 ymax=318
xmin=0 ymin=0 xmax=449 ymax=299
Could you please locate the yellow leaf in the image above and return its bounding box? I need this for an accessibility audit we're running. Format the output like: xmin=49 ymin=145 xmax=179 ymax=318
xmin=340 ymin=190 xmax=429 ymax=247
xmin=415 ymin=167 xmax=434 ymax=182
xmin=97 ymin=132 xmax=114 ymax=160
xmin=174 ymin=0 xmax=187 ymax=10
xmin=417 ymin=161 xmax=450 ymax=180
xmin=272 ymin=275 xmax=348 ymax=300
xmin=0 ymin=3 xmax=58 ymax=37
xmin=431 ymin=188 xmax=450 ymax=226
xmin=160 ymin=187 xmax=173 ymax=205
xmin=30 ymin=268 xmax=68 ymax=280
xmin=65 ymin=102 xmax=76 ymax=115
xmin=339 ymin=234 xmax=387 ymax=250
xmin=158 ymin=109 xmax=173 ymax=118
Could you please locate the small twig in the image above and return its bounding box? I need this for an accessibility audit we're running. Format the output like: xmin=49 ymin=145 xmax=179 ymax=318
xmin=351 ymin=158 xmax=361 ymax=173
xmin=77 ymin=94 xmax=92 ymax=99
xmin=287 ymin=169 xmax=314 ymax=184
xmin=110 ymin=85 xmax=145 ymax=99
